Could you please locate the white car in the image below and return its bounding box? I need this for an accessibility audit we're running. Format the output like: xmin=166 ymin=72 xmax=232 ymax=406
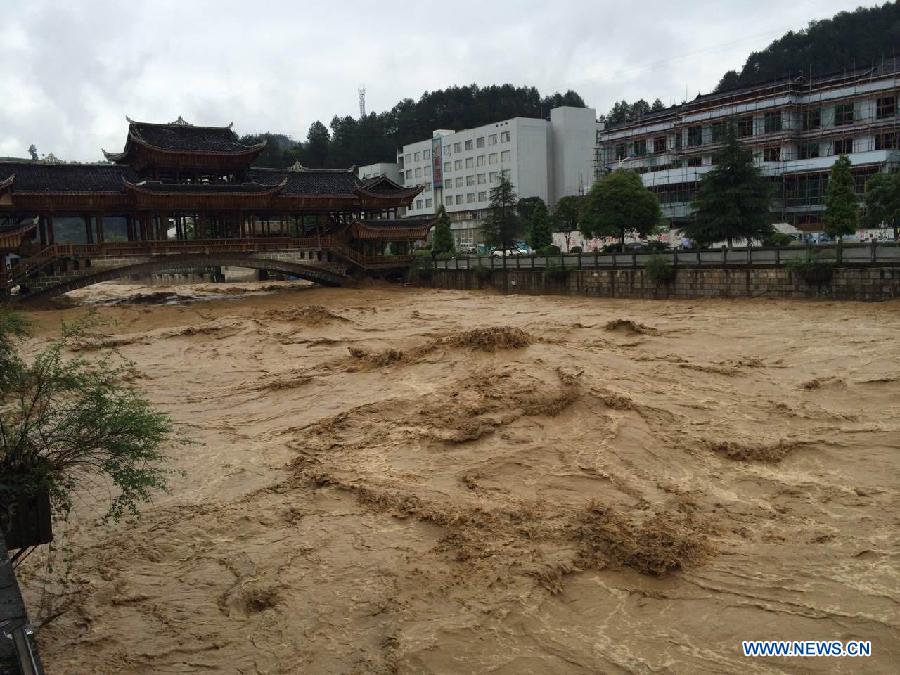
xmin=491 ymin=248 xmax=526 ymax=257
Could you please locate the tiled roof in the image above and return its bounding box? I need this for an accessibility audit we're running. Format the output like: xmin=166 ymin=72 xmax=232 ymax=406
xmin=129 ymin=121 xmax=259 ymax=153
xmin=250 ymin=168 xmax=361 ymax=195
xmin=0 ymin=161 xmax=135 ymax=192
xmin=126 ymin=180 xmax=283 ymax=194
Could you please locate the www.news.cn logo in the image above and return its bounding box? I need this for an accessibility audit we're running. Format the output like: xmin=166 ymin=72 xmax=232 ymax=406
xmin=742 ymin=640 xmax=872 ymax=657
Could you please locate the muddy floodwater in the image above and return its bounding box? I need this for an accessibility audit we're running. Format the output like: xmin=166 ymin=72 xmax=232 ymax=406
xmin=17 ymin=281 xmax=900 ymax=673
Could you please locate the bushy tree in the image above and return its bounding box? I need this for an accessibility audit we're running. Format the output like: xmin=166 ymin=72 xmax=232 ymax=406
xmin=431 ymin=205 xmax=454 ymax=254
xmin=525 ymin=199 xmax=553 ymax=250
xmin=552 ymin=195 xmax=584 ymax=251
xmin=0 ymin=312 xmax=179 ymax=523
xmin=482 ymin=175 xmax=519 ymax=255
xmin=864 ymin=172 xmax=900 ymax=240
xmin=581 ymin=169 xmax=661 ymax=250
xmin=824 ymin=155 xmax=859 ymax=240
xmin=684 ymin=122 xmax=772 ymax=247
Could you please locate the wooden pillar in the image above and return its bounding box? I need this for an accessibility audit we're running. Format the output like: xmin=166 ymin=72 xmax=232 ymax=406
xmin=96 ymin=213 xmax=104 ymax=243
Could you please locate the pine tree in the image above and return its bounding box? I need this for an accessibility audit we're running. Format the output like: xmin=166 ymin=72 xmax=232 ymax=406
xmin=481 ymin=175 xmax=519 ymax=253
xmin=685 ymin=121 xmax=772 ymax=247
xmin=824 ymin=155 xmax=859 ymax=240
xmin=864 ymin=172 xmax=900 ymax=240
xmin=431 ymin=205 xmax=454 ymax=254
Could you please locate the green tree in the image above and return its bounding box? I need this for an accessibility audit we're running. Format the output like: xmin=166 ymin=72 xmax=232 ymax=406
xmin=824 ymin=155 xmax=859 ymax=240
xmin=863 ymin=172 xmax=900 ymax=240
xmin=525 ymin=199 xmax=552 ymax=250
xmin=685 ymin=122 xmax=772 ymax=247
xmin=431 ymin=205 xmax=455 ymax=254
xmin=552 ymin=195 xmax=584 ymax=250
xmin=0 ymin=312 xmax=180 ymax=523
xmin=305 ymin=121 xmax=331 ymax=167
xmin=581 ymin=169 xmax=661 ymax=251
xmin=482 ymin=174 xmax=519 ymax=254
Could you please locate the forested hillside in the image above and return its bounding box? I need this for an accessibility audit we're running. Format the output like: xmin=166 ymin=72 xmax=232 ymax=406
xmin=243 ymin=84 xmax=584 ymax=169
xmin=715 ymin=2 xmax=900 ymax=92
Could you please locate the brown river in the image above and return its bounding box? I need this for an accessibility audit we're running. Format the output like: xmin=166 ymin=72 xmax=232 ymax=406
xmin=15 ymin=281 xmax=900 ymax=673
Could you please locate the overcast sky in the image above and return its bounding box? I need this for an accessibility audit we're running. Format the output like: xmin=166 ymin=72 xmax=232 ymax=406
xmin=0 ymin=0 xmax=867 ymax=161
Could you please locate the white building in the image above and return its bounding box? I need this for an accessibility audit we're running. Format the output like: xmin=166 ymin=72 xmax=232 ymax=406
xmin=595 ymin=61 xmax=899 ymax=232
xmin=357 ymin=162 xmax=401 ymax=184
xmin=397 ymin=107 xmax=599 ymax=247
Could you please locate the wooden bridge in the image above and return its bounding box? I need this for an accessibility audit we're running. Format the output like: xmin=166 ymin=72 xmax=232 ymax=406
xmin=2 ymin=237 xmax=416 ymax=302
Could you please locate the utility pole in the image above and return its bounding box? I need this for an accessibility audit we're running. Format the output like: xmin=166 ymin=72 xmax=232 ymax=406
xmin=358 ymin=86 xmax=366 ymax=119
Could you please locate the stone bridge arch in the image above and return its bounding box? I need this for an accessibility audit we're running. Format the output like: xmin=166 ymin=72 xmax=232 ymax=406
xmin=13 ymin=253 xmax=348 ymax=301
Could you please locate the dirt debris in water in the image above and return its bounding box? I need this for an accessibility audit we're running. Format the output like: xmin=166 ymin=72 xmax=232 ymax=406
xmin=16 ymin=281 xmax=900 ymax=674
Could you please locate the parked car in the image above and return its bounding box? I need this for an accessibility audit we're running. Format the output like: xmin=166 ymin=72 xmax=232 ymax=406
xmin=491 ymin=248 xmax=526 ymax=257
xmin=457 ymin=245 xmax=478 ymax=255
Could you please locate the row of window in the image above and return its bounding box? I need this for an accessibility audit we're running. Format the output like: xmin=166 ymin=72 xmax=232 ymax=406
xmin=441 ymin=150 xmax=511 ymax=172
xmin=403 ymin=131 xmax=512 ymax=164
xmin=413 ymin=197 xmax=434 ymax=210
xmin=444 ymin=192 xmax=490 ymax=206
xmin=618 ymin=131 xmax=897 ymax=166
xmin=611 ymin=95 xmax=897 ymax=158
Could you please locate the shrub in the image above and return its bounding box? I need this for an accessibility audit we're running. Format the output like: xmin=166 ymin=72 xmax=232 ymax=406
xmin=536 ymin=244 xmax=561 ymax=256
xmin=569 ymin=246 xmax=583 ymax=254
xmin=763 ymin=232 xmax=793 ymax=247
xmin=0 ymin=311 xmax=180 ymax=524
xmin=645 ymin=255 xmax=676 ymax=285
xmin=787 ymin=253 xmax=835 ymax=285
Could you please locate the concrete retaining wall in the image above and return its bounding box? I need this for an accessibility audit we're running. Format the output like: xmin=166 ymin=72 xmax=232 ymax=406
xmin=427 ymin=265 xmax=900 ymax=301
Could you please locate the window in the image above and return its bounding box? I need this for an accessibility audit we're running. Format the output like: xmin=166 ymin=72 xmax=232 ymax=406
xmin=455 ymin=195 xmax=463 ymax=205
xmin=653 ymin=136 xmax=666 ymax=154
xmin=615 ymin=143 xmax=626 ymax=160
xmin=875 ymin=132 xmax=897 ymax=150
xmin=454 ymin=159 xmax=463 ymax=170
xmin=415 ymin=167 xmax=422 ymax=177
xmin=687 ymin=157 xmax=701 ymax=167
xmin=835 ymin=103 xmax=854 ymax=126
xmin=489 ymin=134 xmax=497 ymax=145
xmin=674 ymin=132 xmax=683 ymax=150
xmin=414 ymin=151 xmax=421 ymax=161
xmin=455 ymin=177 xmax=463 ymax=188
xmin=737 ymin=116 xmax=753 ymax=138
xmin=763 ymin=146 xmax=781 ymax=162
xmin=445 ymin=145 xmax=451 ymax=156
xmin=711 ymin=122 xmax=726 ymax=143
xmin=501 ymin=150 xmax=511 ymax=162
xmin=833 ymin=138 xmax=853 ymax=155
xmin=876 ymin=96 xmax=896 ymax=119
xmin=489 ymin=153 xmax=498 ymax=165
xmin=476 ymin=137 xmax=485 ymax=148
xmin=467 ymin=193 xmax=476 ymax=203
xmin=405 ymin=169 xmax=411 ymax=179
xmin=633 ymin=139 xmax=647 ymax=156
xmin=802 ymin=108 xmax=822 ymax=130
xmin=444 ymin=161 xmax=451 ymax=173
xmin=415 ymin=199 xmax=423 ymax=209
xmin=764 ymin=111 xmax=782 ymax=133
xmin=500 ymin=131 xmax=510 ymax=142
xmin=489 ymin=171 xmax=499 ymax=184
xmin=477 ymin=155 xmax=485 ymax=167
xmin=687 ymin=126 xmax=702 ymax=147
xmin=425 ymin=165 xmax=432 ymax=176
xmin=405 ymin=153 xmax=411 ymax=163
xmin=423 ymin=149 xmax=431 ymax=160
xmin=453 ymin=142 xmax=462 ymax=152
xmin=465 ymin=157 xmax=474 ymax=168
xmin=464 ymin=140 xmax=473 ymax=150
xmin=798 ymin=142 xmax=820 ymax=160
xmin=466 ymin=175 xmax=475 ymax=186
xmin=478 ymin=191 xmax=487 ymax=201
xmin=425 ymin=198 xmax=432 ymax=208
xmin=445 ymin=195 xmax=453 ymax=205
xmin=477 ymin=174 xmax=486 ymax=184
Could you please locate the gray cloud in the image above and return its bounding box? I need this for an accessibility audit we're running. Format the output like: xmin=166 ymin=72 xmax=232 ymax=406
xmin=0 ymin=0 xmax=861 ymax=161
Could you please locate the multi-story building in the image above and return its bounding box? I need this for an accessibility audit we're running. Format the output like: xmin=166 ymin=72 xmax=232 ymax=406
xmin=358 ymin=162 xmax=401 ymax=185
xmin=397 ymin=107 xmax=598 ymax=248
xmin=595 ymin=61 xmax=900 ymax=232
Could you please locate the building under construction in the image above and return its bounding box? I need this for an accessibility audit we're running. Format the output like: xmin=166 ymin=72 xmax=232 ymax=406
xmin=595 ymin=59 xmax=900 ymax=232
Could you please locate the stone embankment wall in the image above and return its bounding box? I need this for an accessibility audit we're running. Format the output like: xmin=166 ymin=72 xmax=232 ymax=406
xmin=427 ymin=266 xmax=900 ymax=301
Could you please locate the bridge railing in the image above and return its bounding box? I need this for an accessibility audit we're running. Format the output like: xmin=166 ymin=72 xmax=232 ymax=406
xmin=429 ymin=241 xmax=900 ymax=271
xmin=45 ymin=237 xmax=334 ymax=259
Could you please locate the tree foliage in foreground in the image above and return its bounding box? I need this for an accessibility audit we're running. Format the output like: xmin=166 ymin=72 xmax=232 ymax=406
xmin=523 ymin=198 xmax=553 ymax=250
xmin=684 ymin=122 xmax=772 ymax=247
xmin=863 ymin=171 xmax=900 ymax=239
xmin=824 ymin=155 xmax=859 ymax=240
xmin=0 ymin=312 xmax=179 ymax=522
xmin=481 ymin=175 xmax=519 ymax=254
xmin=580 ymin=169 xmax=661 ymax=250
